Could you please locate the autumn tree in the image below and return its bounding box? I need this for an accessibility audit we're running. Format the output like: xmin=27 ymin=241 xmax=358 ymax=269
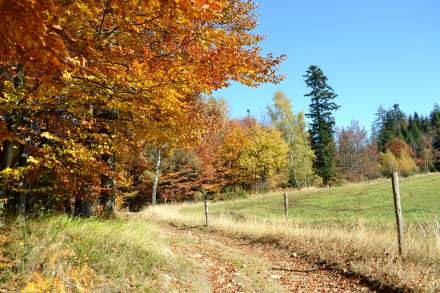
xmin=398 ymin=152 xmax=418 ymax=176
xmin=0 ymin=0 xmax=285 ymax=217
xmin=215 ymin=119 xmax=251 ymax=189
xmin=417 ymin=135 xmax=435 ymax=172
xmin=336 ymin=121 xmax=371 ymax=181
xmin=196 ymin=97 xmax=229 ymax=192
xmin=304 ymin=65 xmax=340 ymax=185
xmin=385 ymin=138 xmax=414 ymax=158
xmin=379 ymin=150 xmax=399 ymax=177
xmin=379 ymin=138 xmax=418 ymax=176
xmin=372 ymin=103 xmax=440 ymax=174
xmin=239 ymin=125 xmax=288 ymax=192
xmin=266 ymin=91 xmax=314 ymax=189
xmin=362 ymin=141 xmax=380 ymax=179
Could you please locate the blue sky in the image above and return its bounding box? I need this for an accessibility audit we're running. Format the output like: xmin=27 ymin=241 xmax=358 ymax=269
xmin=213 ymin=0 xmax=440 ymax=131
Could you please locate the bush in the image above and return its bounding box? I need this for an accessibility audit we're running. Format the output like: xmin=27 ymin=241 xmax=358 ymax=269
xmin=212 ymin=186 xmax=248 ymax=201
xmin=380 ymin=149 xmax=418 ymax=177
xmin=398 ymin=151 xmax=418 ymax=176
xmin=379 ymin=150 xmax=399 ymax=177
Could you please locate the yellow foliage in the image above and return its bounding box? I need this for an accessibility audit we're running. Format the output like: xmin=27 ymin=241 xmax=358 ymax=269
xmin=398 ymin=151 xmax=418 ymax=176
xmin=22 ymin=246 xmax=96 ymax=293
xmin=379 ymin=150 xmax=399 ymax=176
xmin=380 ymin=149 xmax=418 ymax=177
xmin=23 ymin=272 xmax=65 ymax=293
xmin=239 ymin=126 xmax=288 ymax=189
xmin=0 ymin=0 xmax=285 ymax=211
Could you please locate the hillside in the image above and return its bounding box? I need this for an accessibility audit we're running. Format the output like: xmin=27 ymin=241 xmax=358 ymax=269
xmin=2 ymin=176 xmax=439 ymax=291
xmin=144 ymin=174 xmax=440 ymax=291
xmin=183 ymin=173 xmax=440 ymax=226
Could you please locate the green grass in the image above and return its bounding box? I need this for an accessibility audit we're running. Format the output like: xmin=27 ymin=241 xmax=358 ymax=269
xmin=145 ymin=174 xmax=440 ymax=291
xmin=184 ymin=173 xmax=440 ymax=226
xmin=1 ymin=215 xmax=194 ymax=292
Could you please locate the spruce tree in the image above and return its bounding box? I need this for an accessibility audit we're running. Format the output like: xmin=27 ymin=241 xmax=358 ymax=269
xmin=373 ymin=104 xmax=406 ymax=151
xmin=304 ymin=65 xmax=339 ymax=185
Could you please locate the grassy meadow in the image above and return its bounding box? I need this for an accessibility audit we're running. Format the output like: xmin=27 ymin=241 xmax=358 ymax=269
xmin=184 ymin=173 xmax=440 ymax=226
xmin=145 ymin=173 xmax=440 ymax=291
xmin=1 ymin=174 xmax=439 ymax=292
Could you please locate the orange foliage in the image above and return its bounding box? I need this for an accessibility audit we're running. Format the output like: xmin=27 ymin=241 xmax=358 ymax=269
xmin=0 ymin=1 xmax=285 ymax=212
xmin=385 ymin=138 xmax=414 ymax=158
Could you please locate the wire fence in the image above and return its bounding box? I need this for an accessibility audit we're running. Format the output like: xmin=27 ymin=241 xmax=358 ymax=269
xmin=281 ymin=202 xmax=440 ymax=215
xmin=203 ymin=174 xmax=440 ymax=227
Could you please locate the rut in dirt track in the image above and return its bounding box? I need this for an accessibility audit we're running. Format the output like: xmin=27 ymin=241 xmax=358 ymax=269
xmin=161 ymin=223 xmax=374 ymax=293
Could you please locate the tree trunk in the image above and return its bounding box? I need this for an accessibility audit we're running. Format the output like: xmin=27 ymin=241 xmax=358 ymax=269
xmin=0 ymin=140 xmax=14 ymax=227
xmin=291 ymin=169 xmax=301 ymax=190
xmin=1 ymin=64 xmax=26 ymax=222
xmin=100 ymin=153 xmax=116 ymax=217
xmin=151 ymin=149 xmax=161 ymax=205
xmin=64 ymin=198 xmax=72 ymax=215
xmin=81 ymin=200 xmax=93 ymax=217
xmin=73 ymin=198 xmax=93 ymax=217
xmin=0 ymin=140 xmax=14 ymax=170
xmin=289 ymin=152 xmax=301 ymax=190
xmin=0 ymin=140 xmax=15 ymax=225
xmin=18 ymin=192 xmax=26 ymax=223
xmin=73 ymin=198 xmax=82 ymax=216
xmin=17 ymin=145 xmax=28 ymax=220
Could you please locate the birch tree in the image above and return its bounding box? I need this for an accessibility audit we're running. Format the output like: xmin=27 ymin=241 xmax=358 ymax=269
xmin=267 ymin=91 xmax=315 ymax=189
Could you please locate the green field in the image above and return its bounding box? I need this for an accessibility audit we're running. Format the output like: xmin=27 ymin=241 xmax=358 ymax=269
xmin=184 ymin=174 xmax=440 ymax=226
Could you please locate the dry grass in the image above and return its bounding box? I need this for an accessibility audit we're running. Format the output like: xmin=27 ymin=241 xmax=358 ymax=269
xmin=1 ymin=216 xmax=185 ymax=292
xmin=143 ymin=204 xmax=440 ymax=292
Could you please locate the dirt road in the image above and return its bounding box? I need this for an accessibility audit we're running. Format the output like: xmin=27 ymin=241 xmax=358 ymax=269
xmin=159 ymin=223 xmax=374 ymax=293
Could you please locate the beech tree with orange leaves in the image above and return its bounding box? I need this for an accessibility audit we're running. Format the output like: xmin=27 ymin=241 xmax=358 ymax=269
xmin=0 ymin=0 xmax=285 ymax=218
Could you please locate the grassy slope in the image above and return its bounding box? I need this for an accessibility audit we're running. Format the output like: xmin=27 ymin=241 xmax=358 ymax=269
xmin=146 ymin=202 xmax=440 ymax=291
xmin=1 ymin=174 xmax=438 ymax=291
xmin=185 ymin=174 xmax=440 ymax=225
xmin=145 ymin=174 xmax=440 ymax=291
xmin=0 ymin=216 xmax=204 ymax=292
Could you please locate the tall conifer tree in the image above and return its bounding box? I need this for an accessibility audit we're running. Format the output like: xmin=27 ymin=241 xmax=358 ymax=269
xmin=304 ymin=65 xmax=339 ymax=185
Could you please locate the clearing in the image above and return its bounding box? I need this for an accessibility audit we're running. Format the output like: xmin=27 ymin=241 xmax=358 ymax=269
xmin=183 ymin=173 xmax=440 ymax=226
xmin=145 ymin=174 xmax=440 ymax=291
xmin=1 ymin=174 xmax=439 ymax=292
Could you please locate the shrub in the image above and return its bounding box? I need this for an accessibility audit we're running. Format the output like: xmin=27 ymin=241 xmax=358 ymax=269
xmin=212 ymin=186 xmax=248 ymax=201
xmin=380 ymin=149 xmax=418 ymax=177
xmin=398 ymin=151 xmax=418 ymax=176
xmin=379 ymin=150 xmax=399 ymax=177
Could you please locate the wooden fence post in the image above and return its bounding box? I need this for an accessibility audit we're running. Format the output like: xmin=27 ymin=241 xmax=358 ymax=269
xmin=283 ymin=192 xmax=288 ymax=220
xmin=391 ymin=172 xmax=404 ymax=255
xmin=204 ymin=197 xmax=209 ymax=226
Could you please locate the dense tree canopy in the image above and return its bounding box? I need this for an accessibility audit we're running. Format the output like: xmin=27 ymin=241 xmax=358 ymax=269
xmin=0 ymin=0 xmax=285 ymax=218
xmin=373 ymin=104 xmax=440 ymax=175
